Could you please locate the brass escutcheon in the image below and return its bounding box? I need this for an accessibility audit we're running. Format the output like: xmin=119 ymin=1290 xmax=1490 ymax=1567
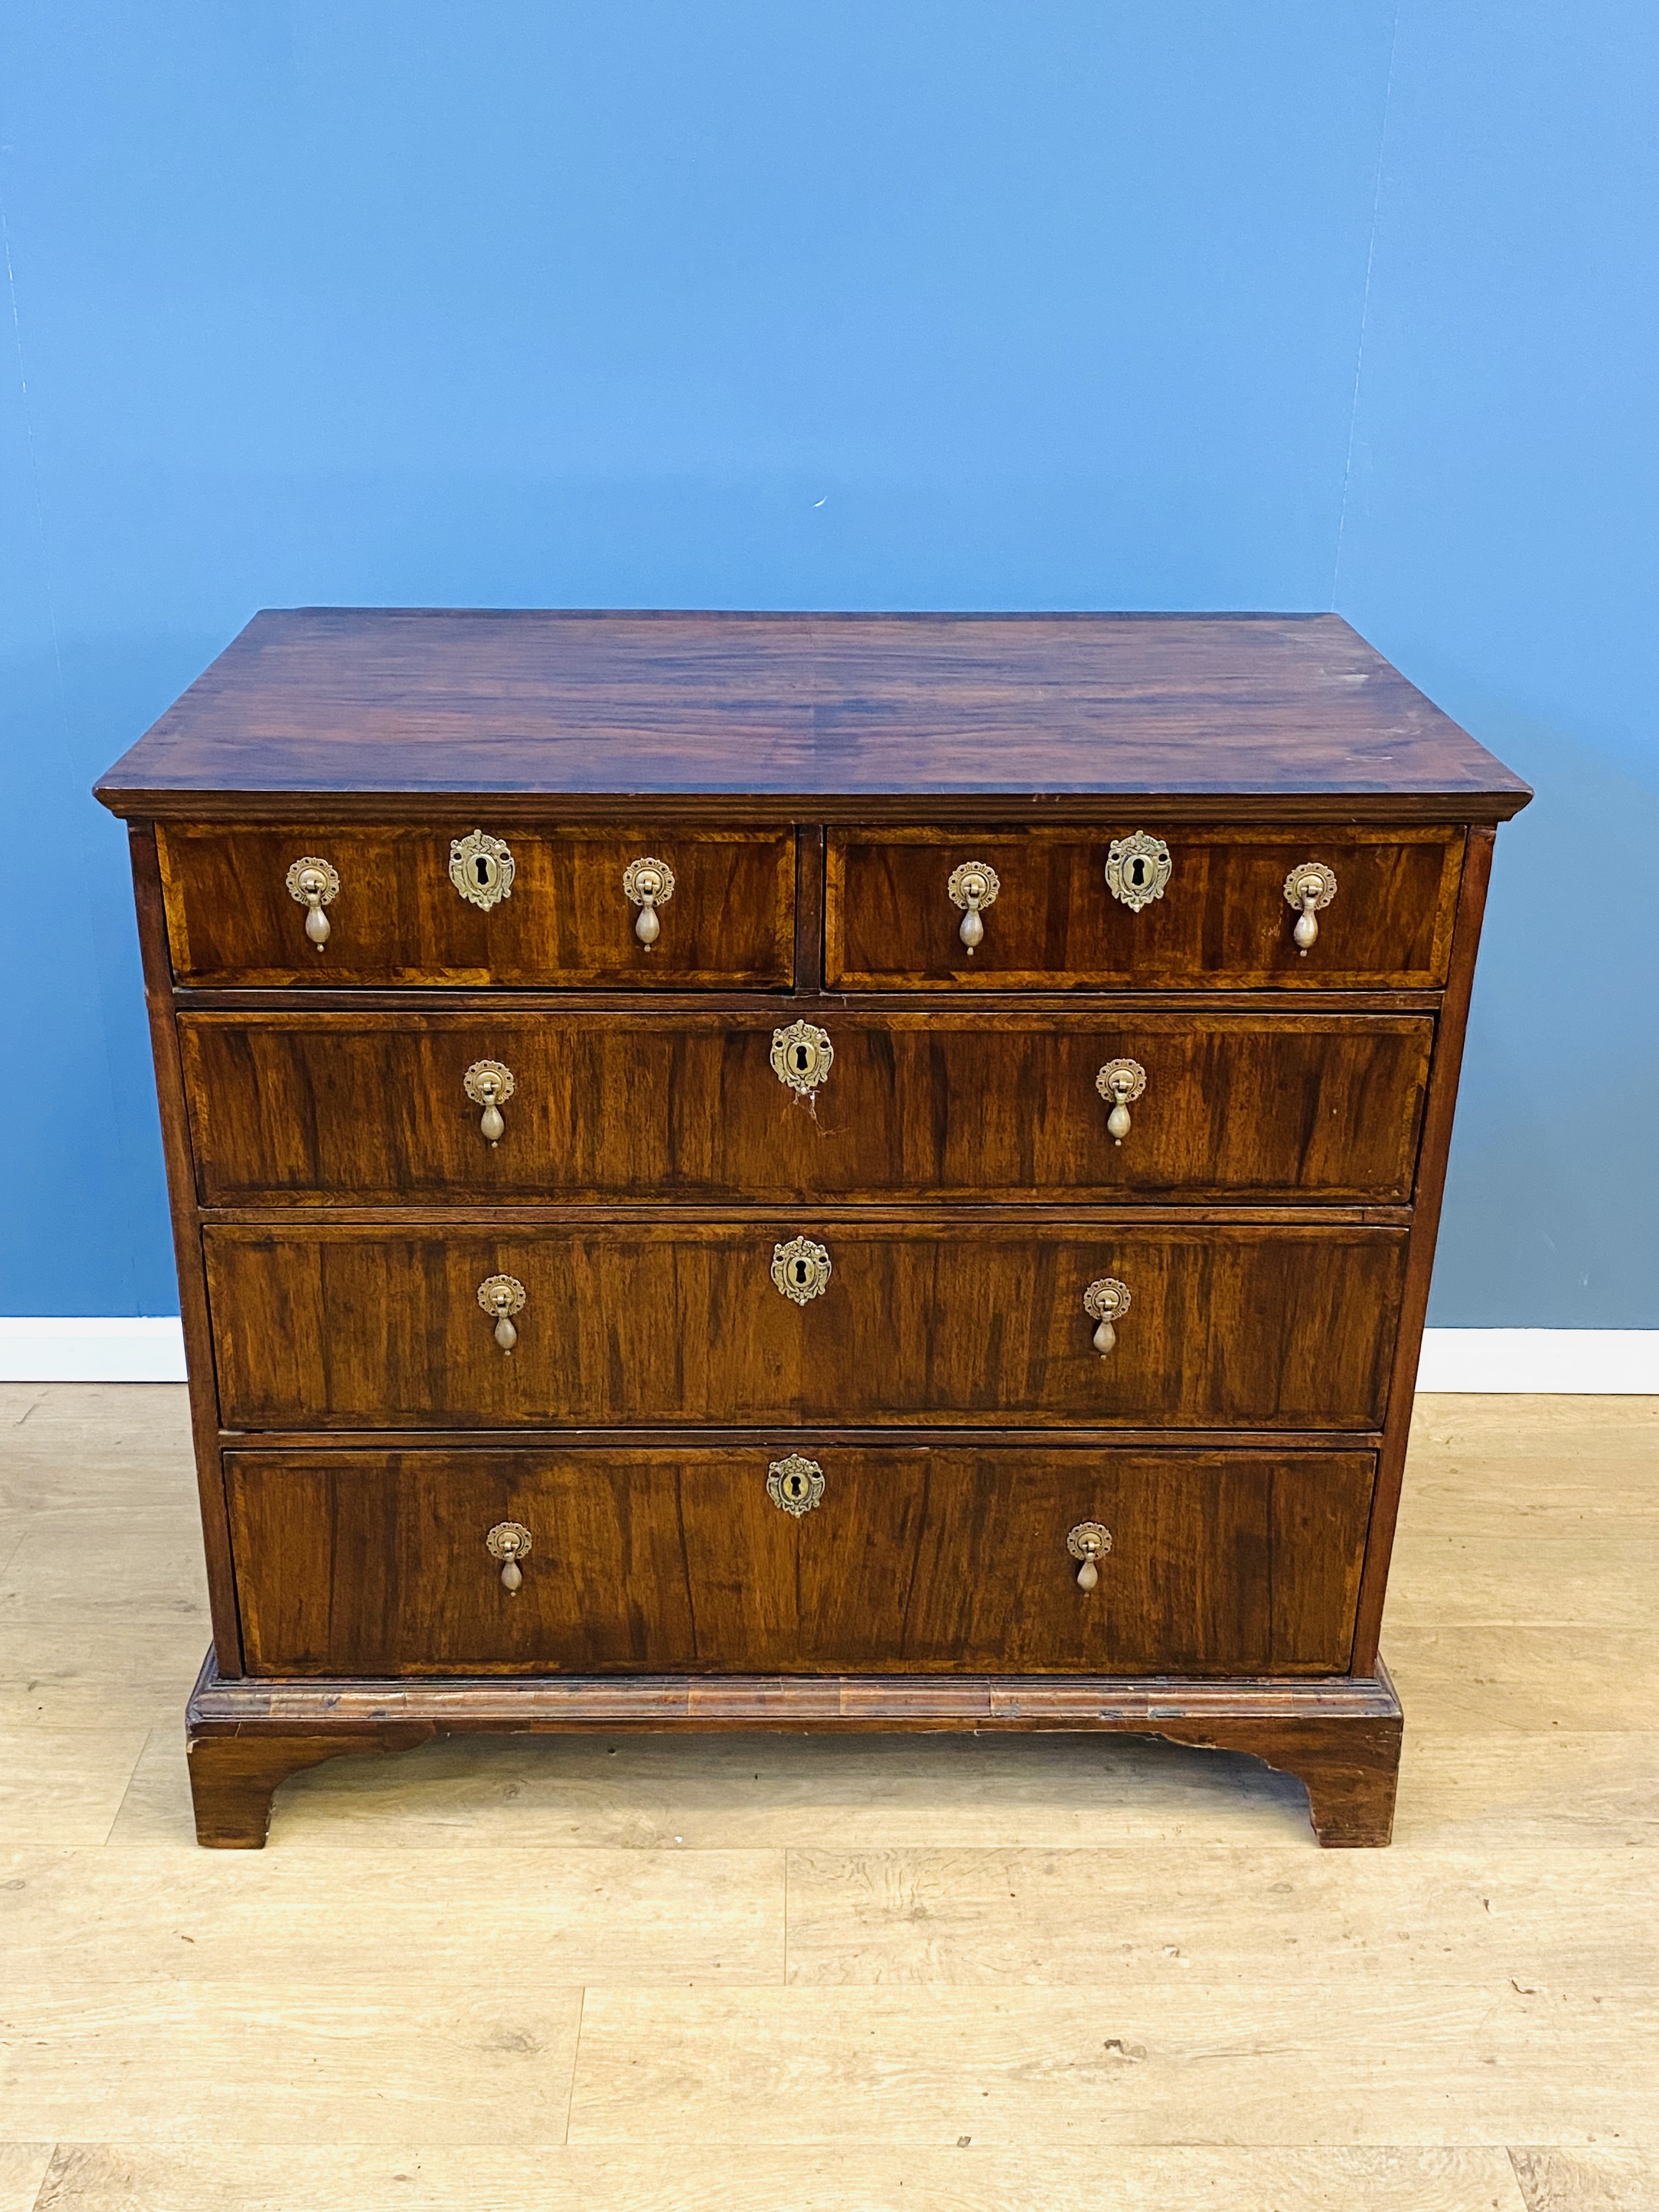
xmin=770 ymin=1020 xmax=834 ymax=1095
xmin=770 ymin=1234 xmax=832 ymax=1305
xmin=1095 ymin=1058 xmax=1148 ymax=1146
xmin=284 ymin=856 xmax=340 ymax=951
xmin=766 ymin=1453 xmax=826 ymax=1516
xmin=1283 ymin=861 xmax=1338 ymax=954
xmin=476 ymin=1273 xmax=527 ymax=1353
xmin=463 ymin=1059 xmax=516 ymax=1146
xmin=449 ymin=829 xmax=515 ymax=911
xmin=1066 ymin=1520 xmax=1113 ymax=1592
xmin=1082 ymin=1277 xmax=1131 ymax=1358
xmin=1104 ymin=832 xmax=1172 ymax=913
xmin=486 ymin=1520 xmax=533 ymax=1593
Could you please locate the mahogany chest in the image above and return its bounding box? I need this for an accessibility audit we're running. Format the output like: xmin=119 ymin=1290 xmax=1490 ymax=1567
xmin=94 ymin=610 xmax=1530 ymax=1847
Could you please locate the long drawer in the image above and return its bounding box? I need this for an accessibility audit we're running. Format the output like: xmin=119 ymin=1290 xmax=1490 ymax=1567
xmin=179 ymin=1008 xmax=1434 ymax=1206
xmin=157 ymin=822 xmax=795 ymax=986
xmin=224 ymin=1444 xmax=1376 ymax=1677
xmin=203 ymin=1217 xmax=1407 ymax=1431
xmin=827 ymin=825 xmax=1464 ymax=989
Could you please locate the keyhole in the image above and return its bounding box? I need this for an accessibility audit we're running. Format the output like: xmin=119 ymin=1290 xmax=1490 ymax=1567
xmin=794 ymin=1046 xmax=810 ymax=1072
xmin=794 ymin=1260 xmax=810 ymax=1285
xmin=786 ymin=1472 xmax=804 ymax=1500
xmin=475 ymin=856 xmax=492 ymax=887
xmin=1130 ymin=856 xmax=1147 ymax=887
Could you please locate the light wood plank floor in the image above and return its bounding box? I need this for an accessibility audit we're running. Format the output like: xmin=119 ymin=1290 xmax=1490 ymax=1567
xmin=1 ymin=1386 xmax=1654 ymax=2211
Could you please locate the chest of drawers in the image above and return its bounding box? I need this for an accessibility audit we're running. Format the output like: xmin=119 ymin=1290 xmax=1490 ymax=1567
xmin=95 ymin=609 xmax=1529 ymax=1847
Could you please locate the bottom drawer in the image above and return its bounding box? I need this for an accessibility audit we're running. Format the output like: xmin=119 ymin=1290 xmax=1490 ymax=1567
xmin=225 ymin=1444 xmax=1375 ymax=1679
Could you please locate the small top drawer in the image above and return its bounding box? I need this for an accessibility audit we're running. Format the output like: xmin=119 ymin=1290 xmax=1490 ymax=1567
xmin=156 ymin=823 xmax=795 ymax=988
xmin=826 ymin=826 xmax=1464 ymax=990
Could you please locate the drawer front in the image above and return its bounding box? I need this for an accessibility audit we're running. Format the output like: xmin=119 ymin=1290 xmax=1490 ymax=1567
xmin=204 ymin=1217 xmax=1406 ymax=1431
xmin=182 ymin=1008 xmax=1434 ymax=1206
xmin=157 ymin=823 xmax=795 ymax=987
xmin=225 ymin=1444 xmax=1375 ymax=1677
xmin=827 ymin=826 xmax=1464 ymax=989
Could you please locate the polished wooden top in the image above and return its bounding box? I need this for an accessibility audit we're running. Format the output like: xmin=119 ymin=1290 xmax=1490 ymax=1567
xmin=95 ymin=608 xmax=1530 ymax=822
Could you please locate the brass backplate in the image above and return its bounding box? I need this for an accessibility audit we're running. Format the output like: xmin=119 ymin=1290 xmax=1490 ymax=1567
xmin=1083 ymin=1277 xmax=1131 ymax=1323
xmin=946 ymin=859 xmax=1001 ymax=910
xmin=1095 ymin=1057 xmax=1148 ymax=1104
xmin=623 ymin=855 xmax=676 ymax=906
xmin=463 ymin=1059 xmax=516 ymax=1107
xmin=1284 ymin=861 xmax=1337 ymax=911
xmin=284 ymin=855 xmax=340 ymax=906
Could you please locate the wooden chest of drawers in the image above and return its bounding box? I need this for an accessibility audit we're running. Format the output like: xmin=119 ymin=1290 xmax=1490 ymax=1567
xmin=95 ymin=609 xmax=1529 ymax=1847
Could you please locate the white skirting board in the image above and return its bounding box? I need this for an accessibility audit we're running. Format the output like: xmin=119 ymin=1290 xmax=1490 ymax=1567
xmin=0 ymin=1318 xmax=190 ymax=1384
xmin=0 ymin=1318 xmax=1656 ymax=1392
xmin=1412 ymin=1330 xmax=1659 ymax=1393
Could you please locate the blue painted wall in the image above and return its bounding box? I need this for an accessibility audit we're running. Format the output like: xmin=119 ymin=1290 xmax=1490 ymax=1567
xmin=2 ymin=2 xmax=1653 ymax=1322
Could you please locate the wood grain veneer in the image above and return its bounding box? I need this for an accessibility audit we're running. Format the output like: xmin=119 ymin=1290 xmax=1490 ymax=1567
xmin=224 ymin=1446 xmax=1375 ymax=1679
xmin=94 ymin=610 xmax=1531 ymax=820
xmin=826 ymin=826 xmax=1464 ymax=990
xmin=201 ymin=1216 xmax=1407 ymax=1433
xmin=157 ymin=822 xmax=795 ymax=988
xmin=94 ymin=608 xmax=1527 ymax=1847
xmin=178 ymin=1007 xmax=1434 ymax=1207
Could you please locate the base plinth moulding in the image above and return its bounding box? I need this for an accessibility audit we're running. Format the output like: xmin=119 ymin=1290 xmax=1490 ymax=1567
xmin=184 ymin=1650 xmax=1403 ymax=1850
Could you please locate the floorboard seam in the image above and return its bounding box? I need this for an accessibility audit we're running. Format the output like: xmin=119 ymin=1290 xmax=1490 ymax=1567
xmin=562 ymin=1986 xmax=586 ymax=2147
xmin=97 ymin=1724 xmax=155 ymax=1848
xmin=26 ymin=2142 xmax=60 ymax=2212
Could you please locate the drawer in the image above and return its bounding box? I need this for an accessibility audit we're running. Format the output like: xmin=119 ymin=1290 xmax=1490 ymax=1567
xmin=224 ymin=1443 xmax=1376 ymax=1677
xmin=204 ymin=1217 xmax=1407 ymax=1431
xmin=826 ymin=826 xmax=1464 ymax=989
xmin=156 ymin=822 xmax=795 ymax=987
xmin=181 ymin=1008 xmax=1434 ymax=1206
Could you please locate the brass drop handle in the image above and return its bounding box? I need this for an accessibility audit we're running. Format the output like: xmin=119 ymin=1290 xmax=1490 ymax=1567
xmin=1284 ymin=862 xmax=1337 ymax=953
xmin=477 ymin=1273 xmax=526 ymax=1353
xmin=486 ymin=1520 xmax=533 ymax=1593
xmin=947 ymin=860 xmax=1000 ymax=955
xmin=623 ymin=856 xmax=675 ymax=947
xmin=1083 ymin=1277 xmax=1131 ymax=1357
xmin=1066 ymin=1521 xmax=1113 ymax=1592
xmin=1095 ymin=1059 xmax=1147 ymax=1146
xmin=284 ymin=856 xmax=340 ymax=951
xmin=463 ymin=1060 xmax=516 ymax=1146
